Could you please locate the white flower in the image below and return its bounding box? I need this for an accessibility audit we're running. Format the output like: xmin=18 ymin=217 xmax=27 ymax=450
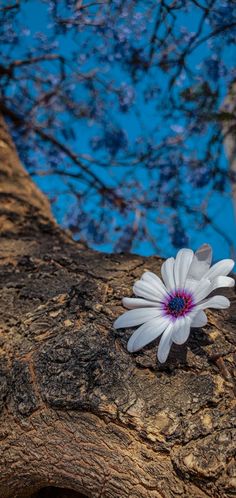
xmin=114 ymin=245 xmax=235 ymax=363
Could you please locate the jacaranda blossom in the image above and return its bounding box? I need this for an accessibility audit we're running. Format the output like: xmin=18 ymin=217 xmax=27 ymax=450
xmin=114 ymin=245 xmax=235 ymax=363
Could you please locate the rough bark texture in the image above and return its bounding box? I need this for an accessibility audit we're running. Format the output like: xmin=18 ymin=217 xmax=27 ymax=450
xmin=0 ymin=114 xmax=235 ymax=498
xmin=222 ymin=82 xmax=236 ymax=219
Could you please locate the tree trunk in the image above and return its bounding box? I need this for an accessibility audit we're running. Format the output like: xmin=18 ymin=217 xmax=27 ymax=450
xmin=0 ymin=114 xmax=235 ymax=498
xmin=222 ymin=82 xmax=236 ymax=219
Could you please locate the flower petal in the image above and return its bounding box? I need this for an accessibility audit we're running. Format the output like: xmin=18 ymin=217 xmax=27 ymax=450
xmin=157 ymin=323 xmax=173 ymax=363
xmin=113 ymin=308 xmax=162 ymax=329
xmin=185 ymin=278 xmax=200 ymax=293
xmin=161 ymin=257 xmax=175 ymax=291
xmin=204 ymin=259 xmax=235 ymax=280
xmin=210 ymin=276 xmax=235 ymax=290
xmin=123 ymin=297 xmax=162 ymax=309
xmin=172 ymin=317 xmax=191 ymax=345
xmin=141 ymin=271 xmax=168 ymax=295
xmin=127 ymin=316 xmax=169 ymax=352
xmin=192 ymin=276 xmax=234 ymax=304
xmin=196 ymin=295 xmax=230 ymax=311
xmin=195 ymin=243 xmax=212 ymax=265
xmin=133 ymin=279 xmax=167 ymax=302
xmin=191 ymin=310 xmax=208 ymax=328
xmin=188 ymin=244 xmax=212 ymax=281
xmin=174 ymin=248 xmax=194 ymax=289
xmin=193 ymin=278 xmax=212 ymax=303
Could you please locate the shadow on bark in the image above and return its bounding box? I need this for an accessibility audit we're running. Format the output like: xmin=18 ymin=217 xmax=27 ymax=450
xmin=29 ymin=486 xmax=88 ymax=498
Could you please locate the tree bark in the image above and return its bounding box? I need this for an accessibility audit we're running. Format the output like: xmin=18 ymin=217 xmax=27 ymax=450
xmin=222 ymin=82 xmax=236 ymax=219
xmin=0 ymin=114 xmax=235 ymax=498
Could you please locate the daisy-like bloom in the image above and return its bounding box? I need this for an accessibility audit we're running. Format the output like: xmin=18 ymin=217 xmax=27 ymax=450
xmin=114 ymin=245 xmax=235 ymax=363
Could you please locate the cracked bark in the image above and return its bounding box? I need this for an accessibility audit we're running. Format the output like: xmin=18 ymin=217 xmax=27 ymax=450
xmin=222 ymin=82 xmax=236 ymax=219
xmin=0 ymin=114 xmax=235 ymax=498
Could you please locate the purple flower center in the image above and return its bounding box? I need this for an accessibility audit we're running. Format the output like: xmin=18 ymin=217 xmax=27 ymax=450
xmin=163 ymin=291 xmax=194 ymax=319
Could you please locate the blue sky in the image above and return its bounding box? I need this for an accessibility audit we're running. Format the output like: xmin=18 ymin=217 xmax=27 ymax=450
xmin=4 ymin=0 xmax=236 ymax=263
